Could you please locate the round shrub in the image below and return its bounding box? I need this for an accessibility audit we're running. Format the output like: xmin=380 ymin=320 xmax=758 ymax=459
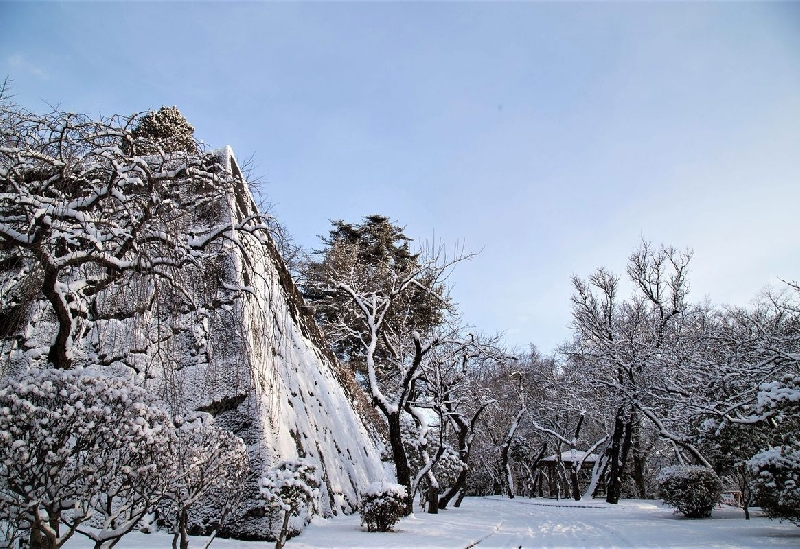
xmin=657 ymin=465 xmax=722 ymax=518
xmin=127 ymin=106 xmax=197 ymax=155
xmin=359 ymin=481 xmax=407 ymax=532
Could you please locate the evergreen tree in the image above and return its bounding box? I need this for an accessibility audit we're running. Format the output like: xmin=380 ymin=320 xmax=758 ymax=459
xmin=302 ymin=215 xmax=449 ymax=375
xmin=125 ymin=105 xmax=198 ymax=155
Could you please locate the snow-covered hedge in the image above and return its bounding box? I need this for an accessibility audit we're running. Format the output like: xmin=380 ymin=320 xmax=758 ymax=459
xmin=359 ymin=481 xmax=407 ymax=532
xmin=657 ymin=466 xmax=722 ymax=518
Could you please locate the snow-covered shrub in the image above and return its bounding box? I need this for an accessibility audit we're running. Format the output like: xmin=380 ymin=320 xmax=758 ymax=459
xmin=657 ymin=466 xmax=722 ymax=518
xmin=359 ymin=482 xmax=407 ymax=532
xmin=749 ymin=375 xmax=800 ymax=526
xmin=162 ymin=412 xmax=249 ymax=549
xmin=260 ymin=460 xmax=320 ymax=549
xmin=434 ymin=446 xmax=464 ymax=494
xmin=0 ymin=368 xmax=175 ymax=548
xmin=751 ymin=446 xmax=800 ymax=525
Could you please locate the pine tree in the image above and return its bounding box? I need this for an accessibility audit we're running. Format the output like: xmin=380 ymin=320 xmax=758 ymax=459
xmin=301 ymin=215 xmax=449 ymax=375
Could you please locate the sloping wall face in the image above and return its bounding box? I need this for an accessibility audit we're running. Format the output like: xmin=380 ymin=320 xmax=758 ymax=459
xmin=207 ymin=149 xmax=387 ymax=536
xmin=0 ymin=148 xmax=387 ymax=539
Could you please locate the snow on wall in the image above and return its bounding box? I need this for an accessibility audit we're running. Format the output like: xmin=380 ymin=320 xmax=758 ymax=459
xmin=205 ymin=148 xmax=388 ymax=537
xmin=0 ymin=147 xmax=387 ymax=539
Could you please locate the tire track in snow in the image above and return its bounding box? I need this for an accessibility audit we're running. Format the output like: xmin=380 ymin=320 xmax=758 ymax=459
xmin=463 ymin=520 xmax=505 ymax=548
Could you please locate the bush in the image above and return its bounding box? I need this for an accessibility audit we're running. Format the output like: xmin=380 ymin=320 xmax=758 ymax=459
xmin=128 ymin=105 xmax=197 ymax=155
xmin=260 ymin=460 xmax=320 ymax=549
xmin=0 ymin=368 xmax=175 ymax=548
xmin=657 ymin=466 xmax=722 ymax=518
xmin=750 ymin=446 xmax=800 ymax=526
xmin=359 ymin=481 xmax=407 ymax=532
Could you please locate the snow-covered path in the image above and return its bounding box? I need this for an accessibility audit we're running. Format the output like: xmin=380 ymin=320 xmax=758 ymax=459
xmin=286 ymin=497 xmax=798 ymax=549
xmin=62 ymin=497 xmax=799 ymax=548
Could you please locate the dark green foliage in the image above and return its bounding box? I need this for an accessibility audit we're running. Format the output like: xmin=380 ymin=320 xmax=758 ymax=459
xmin=750 ymin=374 xmax=800 ymax=526
xmin=126 ymin=106 xmax=197 ymax=155
xmin=699 ymin=419 xmax=768 ymax=518
xmin=751 ymin=447 xmax=800 ymax=526
xmin=301 ymin=215 xmax=449 ymax=372
xmin=657 ymin=466 xmax=722 ymax=518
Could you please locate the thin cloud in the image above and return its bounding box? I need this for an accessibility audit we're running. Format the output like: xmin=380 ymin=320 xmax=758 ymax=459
xmin=6 ymin=53 xmax=49 ymax=80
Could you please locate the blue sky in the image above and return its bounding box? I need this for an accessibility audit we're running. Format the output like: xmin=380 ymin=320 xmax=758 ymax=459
xmin=2 ymin=2 xmax=799 ymax=353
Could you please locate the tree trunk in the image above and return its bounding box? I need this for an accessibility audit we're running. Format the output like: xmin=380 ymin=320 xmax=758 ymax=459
xmin=737 ymin=463 xmax=752 ymax=520
xmin=454 ymin=489 xmax=466 ymax=508
xmin=275 ymin=509 xmax=291 ymax=549
xmin=619 ymin=411 xmax=636 ymax=496
xmin=500 ymin=407 xmax=525 ymax=499
xmin=179 ymin=509 xmax=190 ymax=549
xmin=42 ymin=266 xmax=73 ymax=370
xmin=439 ymin=403 xmax=490 ymax=509
xmin=501 ymin=442 xmax=515 ymax=499
xmin=387 ymin=411 xmax=413 ymax=515
xmin=569 ymin=415 xmax=585 ymax=500
xmin=30 ymin=511 xmax=59 ymax=549
xmin=426 ymin=485 xmax=439 ymax=514
xmin=569 ymin=465 xmax=581 ymax=501
xmin=30 ymin=527 xmax=53 ymax=549
xmin=606 ymin=408 xmax=625 ymax=504
xmin=585 ymin=452 xmax=609 ymax=500
xmin=439 ymin=416 xmax=470 ymax=510
xmin=631 ymin=420 xmax=647 ymax=498
xmin=438 ymin=467 xmax=466 ymax=510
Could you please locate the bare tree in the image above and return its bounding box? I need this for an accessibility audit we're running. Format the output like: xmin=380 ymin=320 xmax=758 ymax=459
xmin=568 ymin=242 xmax=708 ymax=503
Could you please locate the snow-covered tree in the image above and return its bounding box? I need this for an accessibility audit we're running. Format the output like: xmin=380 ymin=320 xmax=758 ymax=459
xmin=301 ymin=215 xmax=450 ymax=376
xmin=125 ymin=106 xmax=198 ymax=155
xmin=304 ymin=229 xmax=471 ymax=514
xmin=567 ymin=242 xmax=707 ymax=503
xmin=424 ymin=335 xmax=502 ymax=509
xmin=0 ymin=368 xmax=174 ymax=549
xmin=260 ymin=460 xmax=320 ymax=549
xmin=395 ymin=330 xmax=505 ymax=513
xmin=161 ymin=412 xmax=249 ymax=549
xmin=0 ymin=101 xmax=269 ymax=371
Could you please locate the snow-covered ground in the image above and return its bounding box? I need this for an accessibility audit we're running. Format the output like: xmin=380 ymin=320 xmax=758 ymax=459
xmin=60 ymin=496 xmax=799 ymax=548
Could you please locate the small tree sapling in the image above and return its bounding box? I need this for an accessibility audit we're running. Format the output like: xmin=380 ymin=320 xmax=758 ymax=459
xmin=260 ymin=460 xmax=320 ymax=549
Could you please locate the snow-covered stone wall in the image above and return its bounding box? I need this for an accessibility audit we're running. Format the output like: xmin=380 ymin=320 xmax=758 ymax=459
xmin=197 ymin=148 xmax=387 ymax=537
xmin=0 ymin=147 xmax=387 ymax=539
